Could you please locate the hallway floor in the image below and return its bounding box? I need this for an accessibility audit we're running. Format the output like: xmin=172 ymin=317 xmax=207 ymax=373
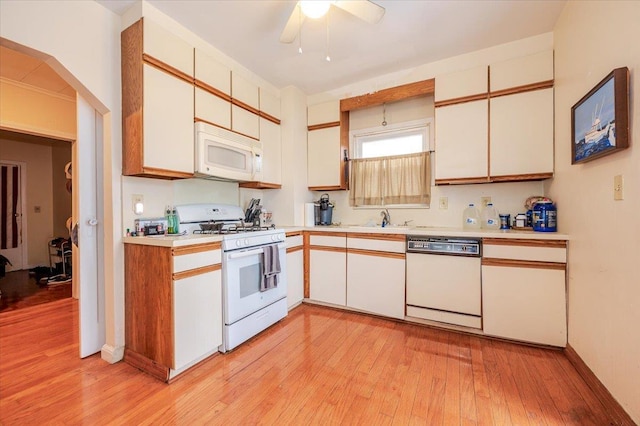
xmin=0 ymin=270 xmax=71 ymax=312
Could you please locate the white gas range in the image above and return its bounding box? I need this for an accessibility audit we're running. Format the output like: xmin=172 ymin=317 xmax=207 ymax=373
xmin=175 ymin=203 xmax=288 ymax=353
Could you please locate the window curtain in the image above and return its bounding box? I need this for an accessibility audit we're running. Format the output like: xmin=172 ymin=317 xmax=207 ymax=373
xmin=349 ymin=152 xmax=431 ymax=206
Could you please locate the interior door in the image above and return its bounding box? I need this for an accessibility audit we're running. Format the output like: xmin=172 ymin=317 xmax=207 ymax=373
xmin=0 ymin=161 xmax=26 ymax=271
xmin=75 ymin=95 xmax=105 ymax=358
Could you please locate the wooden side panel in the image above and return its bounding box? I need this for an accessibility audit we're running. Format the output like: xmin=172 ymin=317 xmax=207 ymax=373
xmin=121 ymin=20 xmax=144 ymax=176
xmin=125 ymin=244 xmax=174 ymax=367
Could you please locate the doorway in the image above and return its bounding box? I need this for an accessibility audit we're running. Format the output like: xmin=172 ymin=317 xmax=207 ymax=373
xmin=0 ymin=42 xmax=106 ymax=357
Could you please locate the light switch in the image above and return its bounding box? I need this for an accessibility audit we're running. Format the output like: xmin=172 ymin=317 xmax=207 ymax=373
xmin=439 ymin=197 xmax=448 ymax=210
xmin=614 ymin=175 xmax=623 ymax=200
xmin=132 ymin=194 xmax=144 ymax=215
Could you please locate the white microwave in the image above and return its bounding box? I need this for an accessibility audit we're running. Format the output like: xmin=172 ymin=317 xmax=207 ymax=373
xmin=195 ymin=122 xmax=262 ymax=182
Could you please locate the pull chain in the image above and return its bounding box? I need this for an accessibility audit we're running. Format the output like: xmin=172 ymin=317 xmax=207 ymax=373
xmin=382 ymin=103 xmax=387 ymax=126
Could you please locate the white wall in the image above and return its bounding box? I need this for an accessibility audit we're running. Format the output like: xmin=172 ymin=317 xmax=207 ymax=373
xmin=0 ymin=138 xmax=54 ymax=267
xmin=550 ymin=1 xmax=640 ymax=422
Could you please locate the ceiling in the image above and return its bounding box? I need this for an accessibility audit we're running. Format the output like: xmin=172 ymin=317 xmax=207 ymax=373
xmin=97 ymin=0 xmax=566 ymax=95
xmin=0 ymin=46 xmax=75 ymax=97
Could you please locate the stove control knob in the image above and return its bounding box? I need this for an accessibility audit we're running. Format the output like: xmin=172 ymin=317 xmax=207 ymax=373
xmin=244 ymin=239 xmax=249 ymax=246
xmin=271 ymin=235 xmax=277 ymax=241
xmin=236 ymin=240 xmax=242 ymax=247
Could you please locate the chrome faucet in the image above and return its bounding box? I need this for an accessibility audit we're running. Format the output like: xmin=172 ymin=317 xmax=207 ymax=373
xmin=381 ymin=209 xmax=391 ymax=227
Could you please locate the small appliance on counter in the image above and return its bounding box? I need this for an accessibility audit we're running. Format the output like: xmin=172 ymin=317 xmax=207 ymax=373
xmin=134 ymin=218 xmax=168 ymax=236
xmin=314 ymin=193 xmax=334 ymax=226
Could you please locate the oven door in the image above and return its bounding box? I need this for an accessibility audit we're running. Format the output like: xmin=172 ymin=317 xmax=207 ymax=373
xmin=223 ymin=243 xmax=287 ymax=325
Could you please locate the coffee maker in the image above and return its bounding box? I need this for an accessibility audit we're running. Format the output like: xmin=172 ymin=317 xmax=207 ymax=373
xmin=314 ymin=194 xmax=334 ymax=226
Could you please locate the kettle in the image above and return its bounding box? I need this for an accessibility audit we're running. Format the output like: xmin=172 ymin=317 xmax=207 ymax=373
xmin=314 ymin=194 xmax=334 ymax=226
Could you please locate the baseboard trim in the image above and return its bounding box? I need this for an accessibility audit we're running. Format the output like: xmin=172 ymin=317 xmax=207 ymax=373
xmin=101 ymin=344 xmax=124 ymax=364
xmin=124 ymin=349 xmax=170 ymax=382
xmin=564 ymin=344 xmax=636 ymax=426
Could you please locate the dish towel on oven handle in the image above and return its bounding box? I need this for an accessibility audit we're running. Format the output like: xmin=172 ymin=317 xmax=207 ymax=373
xmin=261 ymin=243 xmax=281 ymax=292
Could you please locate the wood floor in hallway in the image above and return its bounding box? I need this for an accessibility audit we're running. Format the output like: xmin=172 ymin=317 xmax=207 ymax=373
xmin=0 ymin=299 xmax=627 ymax=425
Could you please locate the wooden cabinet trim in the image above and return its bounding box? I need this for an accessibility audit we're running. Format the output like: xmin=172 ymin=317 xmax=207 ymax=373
xmin=489 ymin=80 xmax=554 ymax=98
xmin=143 ymin=54 xmax=194 ymax=85
xmin=347 ymin=248 xmax=405 ymax=260
xmin=121 ymin=19 xmax=144 ymax=177
xmin=482 ymin=257 xmax=566 ymax=270
xmin=303 ymin=232 xmax=310 ymax=298
xmin=287 ymin=245 xmax=304 ymax=254
xmin=231 ymin=97 xmax=260 ymax=117
xmin=194 ymin=79 xmax=232 ymax=102
xmin=259 ymin=111 xmax=281 ymax=125
xmin=173 ymin=263 xmax=221 ymax=281
xmin=135 ymin=167 xmax=194 ymax=180
xmin=347 ymin=233 xmax=405 ymax=242
xmin=286 ymin=231 xmax=303 ymax=237
xmin=490 ymin=172 xmax=554 ymax=182
xmin=308 ymin=121 xmax=340 ymax=131
xmin=308 ymin=185 xmax=345 ymax=191
xmin=238 ymin=181 xmax=282 ymax=189
xmin=309 ymin=245 xmax=347 ymax=254
xmin=483 ymin=238 xmax=567 ymax=249
xmin=340 ymin=79 xmax=435 ymax=112
xmin=172 ymin=242 xmax=222 ymax=256
xmin=435 ymin=176 xmax=491 ymax=185
xmin=434 ymin=93 xmax=488 ymax=108
xmin=124 ymin=349 xmax=170 ymax=383
xmin=307 ymin=231 xmax=347 ymax=237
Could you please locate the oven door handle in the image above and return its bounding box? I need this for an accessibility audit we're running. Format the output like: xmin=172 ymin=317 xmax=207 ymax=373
xmin=227 ymin=243 xmax=286 ymax=259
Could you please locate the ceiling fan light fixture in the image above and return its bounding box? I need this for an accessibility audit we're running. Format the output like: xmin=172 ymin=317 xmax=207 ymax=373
xmin=300 ymin=1 xmax=331 ymax=19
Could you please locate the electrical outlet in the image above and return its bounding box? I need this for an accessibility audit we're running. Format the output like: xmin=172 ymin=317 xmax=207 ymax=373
xmin=439 ymin=197 xmax=448 ymax=210
xmin=614 ymin=175 xmax=624 ymax=200
xmin=481 ymin=196 xmax=492 ymax=207
xmin=132 ymin=194 xmax=144 ymax=215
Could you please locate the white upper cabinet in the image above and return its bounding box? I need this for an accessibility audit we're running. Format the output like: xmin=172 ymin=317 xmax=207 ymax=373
xmin=435 ymin=66 xmax=487 ymax=101
xmin=435 ymin=99 xmax=489 ymax=182
xmin=142 ymin=64 xmax=194 ymax=175
xmin=260 ymin=89 xmax=281 ymax=119
xmin=195 ymin=87 xmax=231 ymax=129
xmin=490 ymin=88 xmax=554 ymax=177
xmin=143 ymin=18 xmax=194 ymax=76
xmin=259 ymin=118 xmax=282 ymax=185
xmin=308 ymin=126 xmax=342 ymax=188
xmin=490 ymin=51 xmax=554 ymax=92
xmin=232 ymin=105 xmax=260 ymax=139
xmin=308 ymin=100 xmax=340 ymax=125
xmin=194 ymin=48 xmax=231 ymax=95
xmin=231 ymin=72 xmax=259 ymax=109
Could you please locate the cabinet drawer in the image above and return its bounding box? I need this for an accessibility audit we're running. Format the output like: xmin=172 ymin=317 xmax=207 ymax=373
xmin=309 ymin=234 xmax=346 ymax=248
xmin=286 ymin=235 xmax=303 ymax=248
xmin=347 ymin=237 xmax=405 ymax=254
xmin=483 ymin=241 xmax=566 ymax=263
xmin=173 ymin=250 xmax=221 ymax=273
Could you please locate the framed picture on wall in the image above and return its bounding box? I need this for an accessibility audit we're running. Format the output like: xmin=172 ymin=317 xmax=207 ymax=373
xmin=571 ymin=67 xmax=630 ymax=164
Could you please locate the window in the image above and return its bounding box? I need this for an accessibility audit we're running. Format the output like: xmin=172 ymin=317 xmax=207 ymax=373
xmin=349 ymin=119 xmax=433 ymax=207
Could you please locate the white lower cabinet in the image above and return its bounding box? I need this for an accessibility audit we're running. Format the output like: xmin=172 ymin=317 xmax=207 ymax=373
xmin=173 ymin=269 xmax=222 ymax=370
xmin=481 ymin=238 xmax=567 ymax=347
xmin=482 ymin=265 xmax=566 ymax=347
xmin=286 ymin=234 xmax=304 ymax=309
xmin=308 ymin=233 xmax=347 ymax=306
xmin=347 ymin=251 xmax=405 ymax=319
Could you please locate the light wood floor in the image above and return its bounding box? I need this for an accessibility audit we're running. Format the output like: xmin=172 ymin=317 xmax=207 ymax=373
xmin=0 ymin=298 xmax=624 ymax=425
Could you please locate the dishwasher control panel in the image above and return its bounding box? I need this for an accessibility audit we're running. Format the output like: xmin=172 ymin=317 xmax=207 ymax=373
xmin=407 ymin=236 xmax=481 ymax=257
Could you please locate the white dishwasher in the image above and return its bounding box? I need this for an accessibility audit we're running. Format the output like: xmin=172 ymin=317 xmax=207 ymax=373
xmin=406 ymin=236 xmax=482 ymax=329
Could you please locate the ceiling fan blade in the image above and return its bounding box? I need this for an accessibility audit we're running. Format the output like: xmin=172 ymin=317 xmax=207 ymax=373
xmin=333 ymin=0 xmax=385 ymax=24
xmin=280 ymin=2 xmax=306 ymax=43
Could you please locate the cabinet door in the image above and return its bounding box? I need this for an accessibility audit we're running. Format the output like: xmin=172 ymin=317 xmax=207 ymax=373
xmin=490 ymin=88 xmax=554 ymax=177
xmin=482 ymin=265 xmax=566 ymax=347
xmin=347 ymin=252 xmax=405 ymax=319
xmin=173 ymin=269 xmax=222 ymax=370
xmin=286 ymin=249 xmax=304 ymax=309
xmin=490 ymin=51 xmax=553 ymax=92
xmin=195 ymin=87 xmax=231 ymax=129
xmin=435 ymin=100 xmax=488 ymax=182
xmin=231 ymin=72 xmax=259 ymax=109
xmin=232 ymin=105 xmax=260 ymax=139
xmin=435 ymin=65 xmax=487 ymax=102
xmin=143 ymin=19 xmax=193 ymax=77
xmin=308 ymin=100 xmax=340 ymax=125
xmin=143 ymin=64 xmax=194 ymax=174
xmin=308 ymin=126 xmax=341 ymax=188
xmin=195 ymin=48 xmax=230 ymax=95
xmin=309 ymin=249 xmax=346 ymax=306
xmin=260 ymin=118 xmax=282 ymax=184
xmin=260 ymin=89 xmax=281 ymax=119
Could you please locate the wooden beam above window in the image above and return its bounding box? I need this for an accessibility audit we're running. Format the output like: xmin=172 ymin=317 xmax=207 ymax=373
xmin=340 ymin=79 xmax=435 ymax=112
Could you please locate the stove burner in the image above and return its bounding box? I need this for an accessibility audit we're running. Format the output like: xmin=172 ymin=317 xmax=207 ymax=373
xmin=192 ymin=222 xmax=276 ymax=235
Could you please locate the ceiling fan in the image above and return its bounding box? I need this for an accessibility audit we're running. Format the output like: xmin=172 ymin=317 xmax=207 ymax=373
xmin=279 ymin=1 xmax=386 ymax=44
